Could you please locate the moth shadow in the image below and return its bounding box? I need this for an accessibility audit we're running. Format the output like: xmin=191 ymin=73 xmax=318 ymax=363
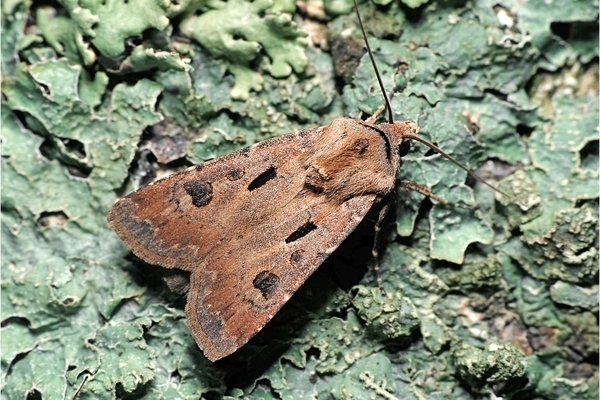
xmin=122 ymin=253 xmax=190 ymax=308
xmin=215 ymin=217 xmax=378 ymax=390
xmin=122 ymin=216 xmax=380 ymax=392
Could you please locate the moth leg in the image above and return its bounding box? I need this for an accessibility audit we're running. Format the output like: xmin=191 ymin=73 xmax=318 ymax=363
xmin=398 ymin=179 xmax=476 ymax=209
xmin=366 ymin=103 xmax=387 ymax=124
xmin=366 ymin=89 xmax=399 ymax=124
xmin=372 ymin=198 xmax=393 ymax=294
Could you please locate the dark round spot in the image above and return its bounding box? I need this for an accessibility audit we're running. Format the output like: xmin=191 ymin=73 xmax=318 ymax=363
xmin=183 ymin=180 xmax=213 ymax=207
xmin=290 ymin=250 xmax=305 ymax=266
xmin=253 ymin=271 xmax=280 ymax=298
xmin=227 ymin=168 xmax=244 ymax=181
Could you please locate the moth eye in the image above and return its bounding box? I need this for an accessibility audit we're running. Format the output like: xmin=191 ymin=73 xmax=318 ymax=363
xmin=253 ymin=271 xmax=280 ymax=298
xmin=399 ymin=140 xmax=411 ymax=157
xmin=248 ymin=166 xmax=277 ymax=190
xmin=285 ymin=221 xmax=318 ymax=243
xmin=227 ymin=168 xmax=244 ymax=181
xmin=183 ymin=181 xmax=213 ymax=207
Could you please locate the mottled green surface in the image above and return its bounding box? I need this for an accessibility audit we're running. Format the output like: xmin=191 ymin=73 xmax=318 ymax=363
xmin=2 ymin=0 xmax=598 ymax=399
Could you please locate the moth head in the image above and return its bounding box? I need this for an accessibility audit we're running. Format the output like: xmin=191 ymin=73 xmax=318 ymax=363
xmin=373 ymin=120 xmax=419 ymax=155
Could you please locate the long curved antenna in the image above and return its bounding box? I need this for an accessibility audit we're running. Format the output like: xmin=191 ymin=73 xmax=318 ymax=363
xmin=354 ymin=0 xmax=394 ymax=124
xmin=354 ymin=1 xmax=509 ymax=200
xmin=403 ymin=133 xmax=509 ymax=197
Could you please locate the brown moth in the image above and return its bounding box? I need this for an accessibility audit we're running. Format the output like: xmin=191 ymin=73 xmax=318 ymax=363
xmin=108 ymin=2 xmax=496 ymax=361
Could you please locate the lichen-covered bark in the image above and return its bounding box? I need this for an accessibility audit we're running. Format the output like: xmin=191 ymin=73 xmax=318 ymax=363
xmin=2 ymin=0 xmax=597 ymax=398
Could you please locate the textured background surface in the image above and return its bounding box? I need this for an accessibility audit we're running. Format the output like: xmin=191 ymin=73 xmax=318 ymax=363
xmin=2 ymin=0 xmax=598 ymax=398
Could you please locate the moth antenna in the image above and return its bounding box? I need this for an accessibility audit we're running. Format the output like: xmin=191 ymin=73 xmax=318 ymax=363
xmin=404 ymin=133 xmax=509 ymax=198
xmin=354 ymin=0 xmax=394 ymax=124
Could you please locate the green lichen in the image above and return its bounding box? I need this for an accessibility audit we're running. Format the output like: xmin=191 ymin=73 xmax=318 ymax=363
xmin=57 ymin=0 xmax=170 ymax=59
xmin=333 ymin=354 xmax=396 ymax=399
xmin=2 ymin=59 xmax=164 ymax=212
xmin=351 ymin=285 xmax=420 ymax=340
xmin=324 ymin=0 xmax=355 ymax=17
xmin=2 ymin=0 xmax=598 ymax=398
xmin=498 ymin=91 xmax=599 ymax=286
xmin=453 ymin=342 xmax=527 ymax=390
xmin=180 ymin=0 xmax=308 ymax=99
xmin=550 ymin=281 xmax=599 ymax=311
xmin=121 ymin=45 xmax=192 ymax=73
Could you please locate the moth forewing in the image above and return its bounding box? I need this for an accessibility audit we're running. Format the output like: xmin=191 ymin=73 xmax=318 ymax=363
xmin=107 ymin=118 xmax=417 ymax=361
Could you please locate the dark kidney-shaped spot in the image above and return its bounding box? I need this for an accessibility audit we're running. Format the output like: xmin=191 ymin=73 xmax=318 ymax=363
xmin=183 ymin=181 xmax=213 ymax=207
xmin=248 ymin=166 xmax=277 ymax=190
xmin=285 ymin=221 xmax=317 ymax=243
xmin=253 ymin=271 xmax=280 ymax=298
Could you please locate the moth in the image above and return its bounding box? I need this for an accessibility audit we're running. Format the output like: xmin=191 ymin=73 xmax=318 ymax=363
xmin=108 ymin=2 xmax=498 ymax=361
